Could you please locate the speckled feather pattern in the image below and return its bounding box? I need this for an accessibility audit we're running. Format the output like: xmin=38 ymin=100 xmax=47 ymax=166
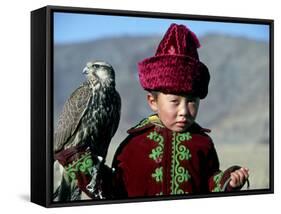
xmin=54 ymin=65 xmax=121 ymax=159
xmin=54 ymin=82 xmax=92 ymax=152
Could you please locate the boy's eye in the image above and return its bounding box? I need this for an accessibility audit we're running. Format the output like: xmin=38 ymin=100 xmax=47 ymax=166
xmin=187 ymin=97 xmax=197 ymax=103
xmin=170 ymin=99 xmax=179 ymax=104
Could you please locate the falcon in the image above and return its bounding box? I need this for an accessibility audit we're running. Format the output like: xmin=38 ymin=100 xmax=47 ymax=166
xmin=54 ymin=60 xmax=121 ymax=158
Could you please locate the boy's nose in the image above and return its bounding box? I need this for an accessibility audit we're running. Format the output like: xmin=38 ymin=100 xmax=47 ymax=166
xmin=178 ymin=103 xmax=189 ymax=117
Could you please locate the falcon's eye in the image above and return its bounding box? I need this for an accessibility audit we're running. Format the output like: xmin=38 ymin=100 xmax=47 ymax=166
xmin=92 ymin=64 xmax=100 ymax=69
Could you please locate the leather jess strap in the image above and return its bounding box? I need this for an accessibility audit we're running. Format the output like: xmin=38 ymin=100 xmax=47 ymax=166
xmin=54 ymin=143 xmax=90 ymax=166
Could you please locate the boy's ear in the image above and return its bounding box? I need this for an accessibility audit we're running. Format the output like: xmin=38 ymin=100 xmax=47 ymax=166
xmin=147 ymin=93 xmax=158 ymax=112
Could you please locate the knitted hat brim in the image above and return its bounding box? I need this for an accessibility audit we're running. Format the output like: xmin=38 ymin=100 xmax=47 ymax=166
xmin=138 ymin=54 xmax=210 ymax=99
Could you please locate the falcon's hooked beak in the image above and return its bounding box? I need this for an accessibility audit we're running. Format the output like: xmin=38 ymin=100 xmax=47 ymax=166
xmin=83 ymin=67 xmax=89 ymax=75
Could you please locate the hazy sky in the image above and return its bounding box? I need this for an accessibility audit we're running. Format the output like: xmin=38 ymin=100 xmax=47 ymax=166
xmin=54 ymin=12 xmax=270 ymax=44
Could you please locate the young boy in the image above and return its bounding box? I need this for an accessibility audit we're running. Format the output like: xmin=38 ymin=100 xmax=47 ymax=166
xmin=109 ymin=23 xmax=249 ymax=197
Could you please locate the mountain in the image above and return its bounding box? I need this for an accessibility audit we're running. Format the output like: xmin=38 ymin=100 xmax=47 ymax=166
xmin=53 ymin=34 xmax=270 ymax=148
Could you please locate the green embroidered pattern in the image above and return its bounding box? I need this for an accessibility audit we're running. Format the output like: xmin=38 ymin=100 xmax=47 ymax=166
xmin=212 ymin=172 xmax=224 ymax=192
xmin=152 ymin=167 xmax=163 ymax=182
xmin=170 ymin=132 xmax=192 ymax=194
xmin=65 ymin=152 xmax=93 ymax=181
xmin=147 ymin=131 xmax=164 ymax=162
xmin=147 ymin=130 xmax=164 ymax=189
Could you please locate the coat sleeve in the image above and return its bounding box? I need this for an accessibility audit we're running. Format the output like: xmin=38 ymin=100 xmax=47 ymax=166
xmin=95 ymin=162 xmax=127 ymax=199
xmin=206 ymin=143 xmax=244 ymax=192
xmin=97 ymin=133 xmax=144 ymax=199
xmin=99 ymin=135 xmax=133 ymax=198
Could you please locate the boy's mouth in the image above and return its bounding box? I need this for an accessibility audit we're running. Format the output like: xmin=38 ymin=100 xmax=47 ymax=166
xmin=176 ymin=121 xmax=188 ymax=127
xmin=176 ymin=118 xmax=188 ymax=123
xmin=176 ymin=119 xmax=194 ymax=128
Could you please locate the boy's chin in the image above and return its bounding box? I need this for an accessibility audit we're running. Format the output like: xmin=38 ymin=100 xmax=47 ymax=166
xmin=173 ymin=127 xmax=188 ymax=133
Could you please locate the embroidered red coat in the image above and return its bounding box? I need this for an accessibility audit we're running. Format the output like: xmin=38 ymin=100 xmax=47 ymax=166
xmin=109 ymin=115 xmax=239 ymax=198
xmin=54 ymin=115 xmax=243 ymax=200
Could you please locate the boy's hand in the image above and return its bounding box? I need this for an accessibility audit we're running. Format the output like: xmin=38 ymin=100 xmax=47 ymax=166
xmin=229 ymin=167 xmax=249 ymax=188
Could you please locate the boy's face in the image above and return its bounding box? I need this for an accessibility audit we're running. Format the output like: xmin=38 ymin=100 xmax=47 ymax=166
xmin=147 ymin=92 xmax=200 ymax=132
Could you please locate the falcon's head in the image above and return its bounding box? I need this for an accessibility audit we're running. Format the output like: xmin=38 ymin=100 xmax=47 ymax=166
xmin=83 ymin=60 xmax=115 ymax=86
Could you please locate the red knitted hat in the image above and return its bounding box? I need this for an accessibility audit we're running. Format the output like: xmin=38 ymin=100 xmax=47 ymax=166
xmin=138 ymin=23 xmax=210 ymax=99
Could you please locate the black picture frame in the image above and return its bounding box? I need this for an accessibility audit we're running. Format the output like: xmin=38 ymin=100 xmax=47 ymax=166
xmin=31 ymin=5 xmax=274 ymax=208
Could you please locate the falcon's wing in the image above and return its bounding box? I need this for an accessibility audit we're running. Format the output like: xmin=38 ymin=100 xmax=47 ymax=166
xmin=54 ymin=82 xmax=91 ymax=152
xmin=110 ymin=91 xmax=121 ymax=138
